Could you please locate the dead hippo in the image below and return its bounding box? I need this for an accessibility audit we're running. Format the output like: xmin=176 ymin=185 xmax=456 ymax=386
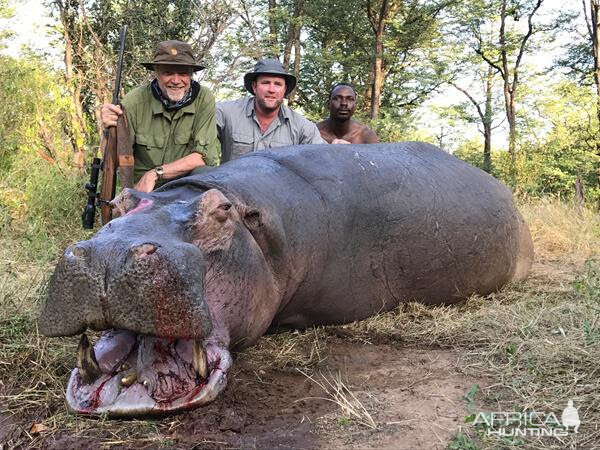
xmin=38 ymin=142 xmax=533 ymax=416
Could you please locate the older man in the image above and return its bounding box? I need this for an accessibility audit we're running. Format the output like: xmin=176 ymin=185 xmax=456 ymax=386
xmin=101 ymin=40 xmax=219 ymax=192
xmin=317 ymin=83 xmax=378 ymax=144
xmin=217 ymin=58 xmax=326 ymax=163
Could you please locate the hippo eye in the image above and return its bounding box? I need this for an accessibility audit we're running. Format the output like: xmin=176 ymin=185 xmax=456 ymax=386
xmin=220 ymin=203 xmax=232 ymax=211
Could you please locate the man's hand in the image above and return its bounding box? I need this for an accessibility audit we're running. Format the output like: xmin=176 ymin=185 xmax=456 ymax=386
xmin=101 ymin=103 xmax=123 ymax=128
xmin=331 ymin=138 xmax=351 ymax=144
xmin=134 ymin=169 xmax=158 ymax=193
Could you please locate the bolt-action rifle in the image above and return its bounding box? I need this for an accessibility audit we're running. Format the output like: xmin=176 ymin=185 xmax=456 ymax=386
xmin=82 ymin=25 xmax=133 ymax=229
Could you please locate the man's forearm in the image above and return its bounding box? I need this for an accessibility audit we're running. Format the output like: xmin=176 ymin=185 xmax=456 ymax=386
xmin=161 ymin=153 xmax=206 ymax=180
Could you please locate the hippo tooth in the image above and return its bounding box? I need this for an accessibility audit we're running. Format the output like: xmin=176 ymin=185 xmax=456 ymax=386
xmin=76 ymin=333 xmax=101 ymax=383
xmin=192 ymin=340 xmax=208 ymax=379
xmin=120 ymin=372 xmax=137 ymax=386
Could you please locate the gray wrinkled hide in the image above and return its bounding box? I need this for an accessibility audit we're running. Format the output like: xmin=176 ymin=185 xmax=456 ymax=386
xmin=163 ymin=142 xmax=530 ymax=331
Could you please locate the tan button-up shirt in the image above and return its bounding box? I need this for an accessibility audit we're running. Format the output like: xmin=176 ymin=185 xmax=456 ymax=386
xmin=216 ymin=97 xmax=325 ymax=163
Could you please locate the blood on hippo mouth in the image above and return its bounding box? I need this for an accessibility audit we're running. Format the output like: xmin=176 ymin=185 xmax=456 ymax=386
xmin=68 ymin=329 xmax=231 ymax=416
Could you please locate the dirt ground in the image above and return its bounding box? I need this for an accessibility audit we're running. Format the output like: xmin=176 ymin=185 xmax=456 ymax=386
xmin=1 ymin=338 xmax=479 ymax=449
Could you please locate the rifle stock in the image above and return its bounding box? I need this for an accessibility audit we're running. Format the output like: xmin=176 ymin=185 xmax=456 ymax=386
xmin=98 ymin=25 xmax=129 ymax=226
xmin=100 ymin=126 xmax=118 ymax=224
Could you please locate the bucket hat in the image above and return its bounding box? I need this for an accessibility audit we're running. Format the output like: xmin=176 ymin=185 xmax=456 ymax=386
xmin=141 ymin=40 xmax=205 ymax=72
xmin=244 ymin=58 xmax=297 ymax=97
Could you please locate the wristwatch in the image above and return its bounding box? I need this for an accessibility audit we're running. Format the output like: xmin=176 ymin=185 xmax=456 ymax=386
xmin=154 ymin=165 xmax=164 ymax=180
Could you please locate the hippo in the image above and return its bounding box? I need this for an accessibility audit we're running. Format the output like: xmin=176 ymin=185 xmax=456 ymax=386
xmin=38 ymin=142 xmax=533 ymax=417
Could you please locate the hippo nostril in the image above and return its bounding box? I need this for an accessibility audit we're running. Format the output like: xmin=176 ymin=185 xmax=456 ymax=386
xmin=70 ymin=246 xmax=87 ymax=259
xmin=130 ymin=243 xmax=158 ymax=258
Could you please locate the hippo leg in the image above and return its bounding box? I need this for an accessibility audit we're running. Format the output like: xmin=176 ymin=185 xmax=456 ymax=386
xmin=512 ymin=217 xmax=534 ymax=282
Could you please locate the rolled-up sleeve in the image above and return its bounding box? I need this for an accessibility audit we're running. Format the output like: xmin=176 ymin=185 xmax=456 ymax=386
xmin=193 ymin=89 xmax=220 ymax=166
xmin=300 ymin=119 xmax=326 ymax=144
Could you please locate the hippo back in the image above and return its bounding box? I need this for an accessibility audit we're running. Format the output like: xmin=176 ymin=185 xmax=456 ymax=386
xmin=164 ymin=142 xmax=527 ymax=327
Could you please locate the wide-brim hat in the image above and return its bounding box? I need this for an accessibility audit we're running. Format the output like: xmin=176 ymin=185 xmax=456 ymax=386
xmin=141 ymin=40 xmax=205 ymax=72
xmin=243 ymin=58 xmax=297 ymax=97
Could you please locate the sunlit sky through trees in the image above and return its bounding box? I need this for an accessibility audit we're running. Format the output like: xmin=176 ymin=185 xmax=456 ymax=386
xmin=0 ymin=0 xmax=586 ymax=149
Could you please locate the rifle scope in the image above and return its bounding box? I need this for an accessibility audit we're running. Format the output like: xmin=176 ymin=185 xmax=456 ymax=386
xmin=82 ymin=157 xmax=102 ymax=229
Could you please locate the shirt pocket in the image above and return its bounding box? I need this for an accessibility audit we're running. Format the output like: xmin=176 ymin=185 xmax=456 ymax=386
xmin=134 ymin=133 xmax=165 ymax=168
xmin=268 ymin=139 xmax=293 ymax=149
xmin=174 ymin=130 xmax=193 ymax=148
xmin=231 ymin=132 xmax=254 ymax=159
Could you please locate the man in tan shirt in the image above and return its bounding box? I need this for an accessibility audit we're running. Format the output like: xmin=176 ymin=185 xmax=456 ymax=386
xmin=217 ymin=58 xmax=325 ymax=163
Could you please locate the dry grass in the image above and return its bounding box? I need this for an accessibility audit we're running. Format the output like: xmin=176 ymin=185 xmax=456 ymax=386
xmin=240 ymin=327 xmax=328 ymax=372
xmin=297 ymin=369 xmax=377 ymax=429
xmin=1 ymin=197 xmax=599 ymax=448
xmin=520 ymin=197 xmax=599 ymax=263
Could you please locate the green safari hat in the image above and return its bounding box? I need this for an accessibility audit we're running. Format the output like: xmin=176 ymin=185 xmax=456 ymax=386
xmin=243 ymin=58 xmax=297 ymax=97
xmin=141 ymin=40 xmax=205 ymax=72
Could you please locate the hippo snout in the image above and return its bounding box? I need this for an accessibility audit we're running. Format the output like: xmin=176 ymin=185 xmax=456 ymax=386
xmin=38 ymin=238 xmax=212 ymax=340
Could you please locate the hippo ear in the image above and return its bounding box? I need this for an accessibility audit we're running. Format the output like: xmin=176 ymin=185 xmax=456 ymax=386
xmin=192 ymin=189 xmax=236 ymax=252
xmin=110 ymin=188 xmax=141 ymax=218
xmin=243 ymin=208 xmax=263 ymax=230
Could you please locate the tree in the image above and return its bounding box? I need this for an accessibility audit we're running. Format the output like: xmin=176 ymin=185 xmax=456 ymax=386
xmin=0 ymin=0 xmax=14 ymax=49
xmin=296 ymin=0 xmax=451 ymax=124
xmin=450 ymin=65 xmax=503 ymax=172
xmin=453 ymin=0 xmax=551 ymax=183
xmin=48 ymin=0 xmax=236 ymax=154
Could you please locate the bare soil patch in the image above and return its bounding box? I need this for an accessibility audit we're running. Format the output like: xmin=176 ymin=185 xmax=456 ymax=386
xmin=5 ymin=341 xmax=476 ymax=449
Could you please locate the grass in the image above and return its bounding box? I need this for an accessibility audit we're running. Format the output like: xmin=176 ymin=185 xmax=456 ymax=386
xmin=0 ymin=197 xmax=599 ymax=448
xmin=296 ymin=368 xmax=377 ymax=429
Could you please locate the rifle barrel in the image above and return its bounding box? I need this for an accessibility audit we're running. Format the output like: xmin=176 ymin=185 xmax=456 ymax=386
xmin=112 ymin=25 xmax=128 ymax=105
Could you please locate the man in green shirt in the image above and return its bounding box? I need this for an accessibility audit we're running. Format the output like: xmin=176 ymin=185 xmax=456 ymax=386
xmin=101 ymin=40 xmax=219 ymax=192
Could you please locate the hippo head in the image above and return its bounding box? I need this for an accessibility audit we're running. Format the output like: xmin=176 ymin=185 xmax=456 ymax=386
xmin=38 ymin=185 xmax=273 ymax=416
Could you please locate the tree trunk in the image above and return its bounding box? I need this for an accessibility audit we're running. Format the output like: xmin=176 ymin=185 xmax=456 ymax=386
xmin=268 ymin=0 xmax=279 ymax=56
xmin=589 ymin=0 xmax=600 ymax=189
xmin=483 ymin=66 xmax=493 ymax=173
xmin=574 ymin=174 xmax=585 ymax=205
xmin=591 ymin=1 xmax=600 ymax=124
xmin=497 ymin=0 xmax=544 ymax=185
xmin=283 ymin=0 xmax=304 ymax=69
xmin=369 ymin=0 xmax=389 ymax=119
xmin=58 ymin=1 xmax=86 ymax=169
xmin=281 ymin=0 xmax=304 ymax=104
xmin=499 ymin=0 xmax=516 ymax=173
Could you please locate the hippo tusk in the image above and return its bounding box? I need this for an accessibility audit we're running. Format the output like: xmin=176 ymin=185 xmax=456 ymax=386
xmin=76 ymin=333 xmax=101 ymax=383
xmin=192 ymin=340 xmax=208 ymax=379
xmin=120 ymin=371 xmax=137 ymax=386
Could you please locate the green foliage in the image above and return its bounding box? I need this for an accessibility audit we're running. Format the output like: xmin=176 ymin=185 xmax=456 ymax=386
xmin=297 ymin=0 xmax=449 ymax=119
xmin=496 ymin=81 xmax=600 ymax=202
xmin=371 ymin=114 xmax=437 ymax=144
xmin=0 ymin=53 xmax=89 ymax=262
xmin=0 ymin=54 xmax=85 ymax=169
xmin=450 ymin=80 xmax=600 ymax=203
xmin=0 ymin=0 xmax=14 ymax=48
xmin=573 ymin=259 xmax=600 ymax=304
xmin=85 ymin=0 xmax=197 ymax=87
xmin=452 ymin=139 xmax=486 ymax=169
xmin=447 ymin=432 xmax=479 ymax=450
xmin=1 ymin=152 xmax=88 ymax=262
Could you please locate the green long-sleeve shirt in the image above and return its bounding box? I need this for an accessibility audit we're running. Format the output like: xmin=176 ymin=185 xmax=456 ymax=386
xmin=122 ymin=83 xmax=220 ymax=183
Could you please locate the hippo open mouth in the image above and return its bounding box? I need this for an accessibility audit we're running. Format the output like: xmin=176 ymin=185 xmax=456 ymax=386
xmin=68 ymin=330 xmax=232 ymax=416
